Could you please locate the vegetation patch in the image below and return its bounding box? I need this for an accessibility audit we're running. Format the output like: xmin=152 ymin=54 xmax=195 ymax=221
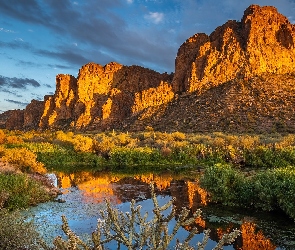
xmin=0 ymin=173 xmax=51 ymax=210
xmin=200 ymin=164 xmax=295 ymax=220
xmin=0 ymin=209 xmax=46 ymax=250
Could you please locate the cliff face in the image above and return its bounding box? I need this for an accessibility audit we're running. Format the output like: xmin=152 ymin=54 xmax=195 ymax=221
xmin=172 ymin=5 xmax=295 ymax=93
xmin=5 ymin=110 xmax=24 ymax=130
xmin=1 ymin=4 xmax=295 ymax=133
xmin=39 ymin=74 xmax=77 ymax=128
xmin=24 ymin=100 xmax=45 ymax=129
xmin=38 ymin=62 xmax=173 ymax=130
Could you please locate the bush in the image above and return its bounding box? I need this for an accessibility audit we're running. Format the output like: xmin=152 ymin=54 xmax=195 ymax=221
xmin=0 ymin=209 xmax=46 ymax=250
xmin=244 ymin=146 xmax=295 ymax=168
xmin=5 ymin=135 xmax=23 ymax=144
xmin=0 ymin=129 xmax=6 ymax=144
xmin=0 ymin=145 xmax=5 ymax=157
xmin=93 ymin=136 xmax=116 ymax=157
xmin=72 ymin=134 xmax=93 ymax=152
xmin=251 ymin=167 xmax=295 ymax=217
xmin=0 ymin=173 xmax=51 ymax=210
xmin=2 ymin=147 xmax=46 ymax=174
xmin=109 ymin=147 xmax=163 ymax=169
xmin=200 ymin=163 xmax=245 ymax=206
xmin=200 ymin=164 xmax=295 ymax=220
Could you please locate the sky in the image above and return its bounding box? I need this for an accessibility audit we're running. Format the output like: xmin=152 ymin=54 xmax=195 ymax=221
xmin=0 ymin=0 xmax=295 ymax=113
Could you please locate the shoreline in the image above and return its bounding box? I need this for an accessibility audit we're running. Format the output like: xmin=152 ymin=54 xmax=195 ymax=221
xmin=0 ymin=160 xmax=60 ymax=202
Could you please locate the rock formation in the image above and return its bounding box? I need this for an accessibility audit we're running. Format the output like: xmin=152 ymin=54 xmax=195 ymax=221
xmin=38 ymin=62 xmax=173 ymax=130
xmin=5 ymin=110 xmax=24 ymax=130
xmin=39 ymin=74 xmax=77 ymax=128
xmin=172 ymin=4 xmax=295 ymax=93
xmin=24 ymin=100 xmax=44 ymax=129
xmin=1 ymin=4 xmax=295 ymax=133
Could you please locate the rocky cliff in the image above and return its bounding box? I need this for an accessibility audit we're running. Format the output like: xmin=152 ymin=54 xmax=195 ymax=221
xmin=36 ymin=62 xmax=173 ymax=130
xmin=172 ymin=4 xmax=295 ymax=93
xmin=1 ymin=4 xmax=295 ymax=133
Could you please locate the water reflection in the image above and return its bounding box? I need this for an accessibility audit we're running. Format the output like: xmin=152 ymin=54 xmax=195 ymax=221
xmin=53 ymin=171 xmax=294 ymax=249
xmin=239 ymin=221 xmax=276 ymax=250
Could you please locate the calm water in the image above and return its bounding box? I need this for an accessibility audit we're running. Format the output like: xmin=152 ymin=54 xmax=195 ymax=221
xmin=22 ymin=171 xmax=295 ymax=249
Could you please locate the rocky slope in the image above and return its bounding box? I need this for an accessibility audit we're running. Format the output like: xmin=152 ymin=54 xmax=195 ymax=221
xmin=138 ymin=73 xmax=295 ymax=133
xmin=1 ymin=4 xmax=295 ymax=133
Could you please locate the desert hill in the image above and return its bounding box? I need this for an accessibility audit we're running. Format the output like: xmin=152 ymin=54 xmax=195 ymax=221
xmin=1 ymin=4 xmax=295 ymax=133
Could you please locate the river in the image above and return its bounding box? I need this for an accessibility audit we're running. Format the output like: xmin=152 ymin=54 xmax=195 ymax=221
xmin=21 ymin=171 xmax=295 ymax=249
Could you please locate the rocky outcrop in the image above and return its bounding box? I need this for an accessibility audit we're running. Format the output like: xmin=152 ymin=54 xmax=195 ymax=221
xmin=39 ymin=74 xmax=77 ymax=128
xmin=146 ymin=73 xmax=295 ymax=133
xmin=1 ymin=4 xmax=295 ymax=133
xmin=0 ymin=110 xmax=15 ymax=129
xmin=24 ymin=100 xmax=44 ymax=129
xmin=5 ymin=110 xmax=24 ymax=130
xmin=172 ymin=5 xmax=295 ymax=93
xmin=37 ymin=62 xmax=173 ymax=130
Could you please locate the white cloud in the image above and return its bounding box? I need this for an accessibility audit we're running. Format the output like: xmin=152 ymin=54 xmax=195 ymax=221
xmin=15 ymin=38 xmax=24 ymax=42
xmin=0 ymin=27 xmax=15 ymax=33
xmin=144 ymin=12 xmax=164 ymax=24
xmin=127 ymin=0 xmax=133 ymax=3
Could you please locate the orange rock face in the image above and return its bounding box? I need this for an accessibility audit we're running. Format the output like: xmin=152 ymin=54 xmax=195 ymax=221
xmin=172 ymin=5 xmax=295 ymax=93
xmin=39 ymin=74 xmax=77 ymax=128
xmin=37 ymin=62 xmax=173 ymax=130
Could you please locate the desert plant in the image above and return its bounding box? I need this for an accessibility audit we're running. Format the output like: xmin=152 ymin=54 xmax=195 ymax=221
xmin=53 ymin=183 xmax=240 ymax=249
xmin=200 ymin=164 xmax=295 ymax=219
xmin=2 ymin=147 xmax=46 ymax=174
xmin=72 ymin=134 xmax=94 ymax=152
xmin=0 ymin=129 xmax=6 ymax=144
xmin=199 ymin=163 xmax=245 ymax=206
xmin=5 ymin=135 xmax=23 ymax=144
xmin=109 ymin=147 xmax=164 ymax=169
xmin=0 ymin=209 xmax=48 ymax=250
xmin=0 ymin=144 xmax=5 ymax=157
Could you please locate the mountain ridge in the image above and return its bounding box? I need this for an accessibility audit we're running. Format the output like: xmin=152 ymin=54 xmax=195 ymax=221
xmin=1 ymin=4 xmax=295 ymax=133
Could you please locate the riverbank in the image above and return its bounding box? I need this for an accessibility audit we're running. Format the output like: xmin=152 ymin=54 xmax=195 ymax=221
xmin=0 ymin=160 xmax=59 ymax=210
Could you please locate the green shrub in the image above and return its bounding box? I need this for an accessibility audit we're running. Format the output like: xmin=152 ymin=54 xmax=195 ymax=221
xmin=275 ymin=167 xmax=295 ymax=219
xmin=37 ymin=149 xmax=105 ymax=172
xmin=200 ymin=164 xmax=295 ymax=219
xmin=244 ymin=146 xmax=295 ymax=168
xmin=0 ymin=173 xmax=51 ymax=210
xmin=200 ymin=163 xmax=245 ymax=206
xmin=109 ymin=147 xmax=163 ymax=169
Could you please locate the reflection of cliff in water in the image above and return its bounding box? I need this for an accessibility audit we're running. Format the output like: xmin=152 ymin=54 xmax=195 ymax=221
xmin=55 ymin=171 xmax=290 ymax=249
xmin=56 ymin=172 xmax=207 ymax=206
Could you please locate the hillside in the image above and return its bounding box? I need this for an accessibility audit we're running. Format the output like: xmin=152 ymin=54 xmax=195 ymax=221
xmin=1 ymin=4 xmax=295 ymax=133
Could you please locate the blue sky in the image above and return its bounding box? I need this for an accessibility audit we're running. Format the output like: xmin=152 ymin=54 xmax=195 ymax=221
xmin=0 ymin=0 xmax=295 ymax=113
